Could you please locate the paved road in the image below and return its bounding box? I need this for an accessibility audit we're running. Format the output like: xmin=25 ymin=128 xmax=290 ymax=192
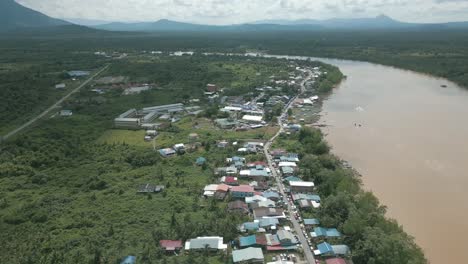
xmin=1 ymin=65 xmax=110 ymax=142
xmin=264 ymin=70 xmax=315 ymax=263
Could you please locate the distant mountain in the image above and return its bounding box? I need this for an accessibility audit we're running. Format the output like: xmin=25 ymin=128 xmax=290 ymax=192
xmin=94 ymin=19 xmax=324 ymax=32
xmin=254 ymin=15 xmax=468 ymax=30
xmin=0 ymin=0 xmax=71 ymax=31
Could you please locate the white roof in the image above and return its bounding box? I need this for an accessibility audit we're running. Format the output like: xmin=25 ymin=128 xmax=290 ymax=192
xmin=222 ymin=106 xmax=243 ymax=112
xmin=204 ymin=184 xmax=219 ymax=192
xmin=290 ymin=181 xmax=315 ymax=187
xmin=278 ymin=162 xmax=297 ymax=167
xmin=239 ymin=170 xmax=251 ymax=176
xmin=242 ymin=115 xmax=263 ymax=122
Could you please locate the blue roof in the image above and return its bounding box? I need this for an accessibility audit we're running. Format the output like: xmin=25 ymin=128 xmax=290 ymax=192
xmin=263 ymin=191 xmax=280 ymax=199
xmin=259 ymin=218 xmax=279 ymax=227
xmin=120 ymin=256 xmax=136 ymax=264
xmin=313 ymin=227 xmax=341 ymax=238
xmin=232 ymin=156 xmax=243 ymax=162
xmin=303 ymin=219 xmax=320 ymax=225
xmin=196 ymin=157 xmax=206 ymax=164
xmin=317 ymin=242 xmax=334 ymax=254
xmin=239 ymin=235 xmax=257 ymax=247
xmin=243 ymin=222 xmax=260 ymax=231
xmin=68 ymin=70 xmax=90 ymax=77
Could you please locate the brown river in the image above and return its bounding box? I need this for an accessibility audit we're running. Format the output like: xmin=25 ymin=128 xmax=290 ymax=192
xmin=244 ymin=53 xmax=467 ymax=263
xmin=317 ymin=60 xmax=468 ymax=264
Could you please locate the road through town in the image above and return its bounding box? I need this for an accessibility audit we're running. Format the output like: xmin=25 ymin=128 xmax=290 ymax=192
xmin=264 ymin=70 xmax=315 ymax=264
xmin=1 ymin=65 xmax=109 ymax=142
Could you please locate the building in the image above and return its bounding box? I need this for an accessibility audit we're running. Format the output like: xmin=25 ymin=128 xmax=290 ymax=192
xmin=314 ymin=242 xmax=334 ymax=256
xmin=184 ymin=236 xmax=227 ymax=251
xmin=114 ymin=109 xmax=140 ymax=129
xmin=196 ymin=157 xmax=207 ymax=166
xmin=216 ymin=167 xmax=238 ymax=176
xmin=241 ymin=222 xmax=260 ymax=232
xmin=331 ymin=245 xmax=351 ymax=256
xmin=142 ymin=103 xmax=184 ymax=113
xmin=232 ymin=247 xmax=264 ymax=263
xmin=215 ymin=118 xmax=238 ymax=129
xmin=253 ymin=208 xmax=285 ymax=220
xmin=303 ymin=219 xmax=320 ymax=229
xmin=59 ymin=110 xmax=73 ymax=117
xmin=203 ymin=184 xmax=219 ymax=197
xmin=289 ymin=181 xmax=314 ymax=193
xmin=137 ymin=184 xmax=165 ymax=193
xmin=123 ymin=85 xmax=151 ymax=95
xmin=281 ymin=166 xmax=295 ymax=176
xmin=239 ymin=235 xmax=259 ymax=248
xmin=120 ymin=256 xmax=136 ymax=264
xmin=68 ymin=70 xmax=90 ymax=77
xmin=55 ymin=83 xmax=66 ymax=89
xmin=242 ymin=115 xmax=263 ymax=123
xmin=206 ymin=84 xmax=219 ymax=92
xmin=278 ymin=162 xmax=297 ymax=168
xmin=159 ymin=240 xmax=183 ymax=252
xmin=220 ymin=176 xmax=239 ymax=186
xmin=277 ymin=230 xmax=298 ymax=246
xmin=228 ymin=200 xmax=249 ymax=214
xmin=311 ymin=227 xmax=341 ymax=239
xmin=262 ymin=191 xmax=280 ymax=201
xmin=189 ymin=133 xmax=199 ymax=142
xmin=231 ymin=185 xmax=255 ymax=198
xmin=159 ymin=148 xmax=176 ymax=157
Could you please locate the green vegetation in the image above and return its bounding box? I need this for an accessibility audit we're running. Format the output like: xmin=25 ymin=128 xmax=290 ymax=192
xmin=273 ymin=129 xmax=427 ymax=264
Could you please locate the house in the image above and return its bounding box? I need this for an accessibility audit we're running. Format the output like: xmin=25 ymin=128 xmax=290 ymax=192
xmin=289 ymin=181 xmax=314 ymax=193
xmin=245 ymin=195 xmax=267 ymax=204
xmin=262 ymin=191 xmax=280 ymax=201
xmin=303 ymin=219 xmax=320 ymax=229
xmin=216 ymin=184 xmax=230 ymax=200
xmin=270 ymin=149 xmax=287 ymax=158
xmin=281 ymin=166 xmax=295 ymax=176
xmin=284 ymin=176 xmax=302 ymax=183
xmin=159 ymin=240 xmax=183 ymax=252
xmin=228 ymin=200 xmax=249 ymax=214
xmin=137 ymin=184 xmax=165 ymax=193
xmin=203 ymin=184 xmax=219 ymax=197
xmin=251 ymin=199 xmax=276 ymax=209
xmin=279 ymin=154 xmax=299 ymax=162
xmin=326 ymin=258 xmax=348 ymax=264
xmin=231 ymin=185 xmax=255 ymax=198
xmin=278 ymin=162 xmax=297 ymax=168
xmin=232 ymin=247 xmax=264 ymax=263
xmin=227 ymin=156 xmax=246 ymax=168
xmin=196 ymin=157 xmax=207 ymax=166
xmin=120 ymin=256 xmax=136 ymax=264
xmin=239 ymin=235 xmax=259 ymax=248
xmin=239 ymin=168 xmax=270 ymax=180
xmin=220 ymin=176 xmax=239 ymax=186
xmin=217 ymin=140 xmax=229 ymax=148
xmin=68 ymin=70 xmax=90 ymax=77
xmin=206 ymin=83 xmax=219 ymax=92
xmin=242 ymin=115 xmax=263 ymax=123
xmin=311 ymin=227 xmax=341 ymax=239
xmin=331 ymin=245 xmax=351 ymax=256
xmin=241 ymin=222 xmax=260 ymax=232
xmin=259 ymin=218 xmax=279 ymax=230
xmin=216 ymin=167 xmax=238 ymax=176
xmin=55 ymin=83 xmax=66 ymax=89
xmin=185 ymin=236 xmax=227 ymax=251
xmin=173 ymin=143 xmax=185 ymax=152
xmin=60 ymin=110 xmax=73 ymax=117
xmin=314 ymin=242 xmax=334 ymax=256
xmin=246 ymin=161 xmax=268 ymax=168
xmin=216 ymin=118 xmax=238 ymax=129
xmin=253 ymin=207 xmax=285 ymax=220
xmin=277 ymin=230 xmax=298 ymax=246
xmin=250 ymin=181 xmax=269 ymax=191
xmin=159 ymin=148 xmax=176 ymax=157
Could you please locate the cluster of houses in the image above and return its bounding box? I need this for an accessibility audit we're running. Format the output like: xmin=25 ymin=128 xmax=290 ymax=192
xmin=114 ymin=103 xmax=202 ymax=130
xmin=269 ymin=148 xmax=351 ymax=262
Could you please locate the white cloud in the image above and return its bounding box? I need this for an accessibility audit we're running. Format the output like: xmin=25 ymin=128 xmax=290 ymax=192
xmin=16 ymin=0 xmax=468 ymax=24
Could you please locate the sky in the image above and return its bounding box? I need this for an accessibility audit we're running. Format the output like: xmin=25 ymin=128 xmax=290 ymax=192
xmin=16 ymin=0 xmax=468 ymax=25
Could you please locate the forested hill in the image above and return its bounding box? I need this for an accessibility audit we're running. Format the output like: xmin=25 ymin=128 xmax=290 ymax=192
xmin=0 ymin=0 xmax=70 ymax=31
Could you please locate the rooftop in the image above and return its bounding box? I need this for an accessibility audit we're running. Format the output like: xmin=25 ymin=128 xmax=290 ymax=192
xmin=232 ymin=247 xmax=264 ymax=263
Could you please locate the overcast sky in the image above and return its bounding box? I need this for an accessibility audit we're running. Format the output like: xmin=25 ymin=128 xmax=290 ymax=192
xmin=17 ymin=0 xmax=468 ymax=25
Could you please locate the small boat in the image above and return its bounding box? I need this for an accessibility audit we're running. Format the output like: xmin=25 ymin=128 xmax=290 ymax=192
xmin=441 ymin=84 xmax=448 ymax=88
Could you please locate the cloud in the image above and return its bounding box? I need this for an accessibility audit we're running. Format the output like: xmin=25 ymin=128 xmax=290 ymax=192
xmin=15 ymin=0 xmax=468 ymax=24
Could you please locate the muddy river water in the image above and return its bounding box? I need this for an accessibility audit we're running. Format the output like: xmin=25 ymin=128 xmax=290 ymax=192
xmin=260 ymin=55 xmax=468 ymax=264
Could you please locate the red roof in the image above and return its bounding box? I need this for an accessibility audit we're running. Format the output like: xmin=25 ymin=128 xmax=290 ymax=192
xmin=217 ymin=184 xmax=230 ymax=192
xmin=230 ymin=185 xmax=254 ymax=193
xmin=225 ymin=176 xmax=238 ymax=183
xmin=326 ymin=258 xmax=348 ymax=264
xmin=159 ymin=240 xmax=182 ymax=250
xmin=256 ymin=234 xmax=267 ymax=246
